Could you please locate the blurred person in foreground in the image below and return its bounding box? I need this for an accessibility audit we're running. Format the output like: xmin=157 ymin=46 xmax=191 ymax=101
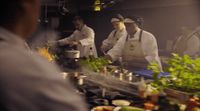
xmin=0 ymin=0 xmax=87 ymax=111
xmin=106 ymin=17 xmax=162 ymax=71
xmin=101 ymin=14 xmax=127 ymax=54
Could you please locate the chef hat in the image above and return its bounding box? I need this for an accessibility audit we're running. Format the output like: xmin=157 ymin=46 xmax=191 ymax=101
xmin=124 ymin=18 xmax=135 ymax=23
xmin=111 ymin=14 xmax=124 ymax=23
xmin=124 ymin=16 xmax=144 ymax=26
xmin=111 ymin=18 xmax=120 ymax=23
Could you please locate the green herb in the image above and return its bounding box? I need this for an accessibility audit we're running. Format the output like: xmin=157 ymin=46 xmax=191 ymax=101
xmin=80 ymin=57 xmax=111 ymax=72
xmin=148 ymin=53 xmax=200 ymax=96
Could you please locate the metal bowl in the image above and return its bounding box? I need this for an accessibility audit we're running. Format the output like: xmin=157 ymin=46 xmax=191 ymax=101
xmin=65 ymin=50 xmax=80 ymax=58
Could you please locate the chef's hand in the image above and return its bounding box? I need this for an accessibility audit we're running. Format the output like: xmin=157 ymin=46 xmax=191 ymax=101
xmin=101 ymin=45 xmax=109 ymax=54
xmin=71 ymin=41 xmax=80 ymax=45
xmin=47 ymin=41 xmax=58 ymax=47
xmin=104 ymin=54 xmax=113 ymax=62
xmin=57 ymin=40 xmax=70 ymax=46
xmin=67 ymin=40 xmax=80 ymax=47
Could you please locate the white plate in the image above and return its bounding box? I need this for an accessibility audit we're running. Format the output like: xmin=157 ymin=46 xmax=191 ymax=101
xmin=113 ymin=106 xmax=145 ymax=111
xmin=112 ymin=100 xmax=131 ymax=106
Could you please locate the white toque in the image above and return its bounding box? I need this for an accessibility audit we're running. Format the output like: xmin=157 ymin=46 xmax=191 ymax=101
xmin=124 ymin=18 xmax=135 ymax=23
xmin=111 ymin=18 xmax=120 ymax=23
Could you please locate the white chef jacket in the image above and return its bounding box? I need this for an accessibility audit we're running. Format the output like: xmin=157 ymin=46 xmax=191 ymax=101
xmin=173 ymin=34 xmax=200 ymax=57
xmin=0 ymin=27 xmax=87 ymax=111
xmin=101 ymin=28 xmax=127 ymax=52
xmin=59 ymin=25 xmax=97 ymax=57
xmin=107 ymin=28 xmax=162 ymax=69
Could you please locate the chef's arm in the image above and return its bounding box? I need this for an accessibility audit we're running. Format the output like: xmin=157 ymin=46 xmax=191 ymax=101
xmin=102 ymin=31 xmax=115 ymax=47
xmin=79 ymin=29 xmax=94 ymax=46
xmin=184 ymin=35 xmax=200 ymax=57
xmin=142 ymin=35 xmax=163 ymax=71
xmin=101 ymin=31 xmax=116 ymax=53
xmin=106 ymin=34 xmax=127 ymax=61
xmin=58 ymin=33 xmax=75 ymax=45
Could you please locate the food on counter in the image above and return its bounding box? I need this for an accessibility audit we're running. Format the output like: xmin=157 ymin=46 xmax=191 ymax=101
xmin=92 ymin=106 xmax=114 ymax=111
xmin=144 ymin=102 xmax=155 ymax=110
xmin=191 ymin=107 xmax=200 ymax=111
xmin=112 ymin=100 xmax=131 ymax=106
xmin=138 ymin=77 xmax=147 ymax=98
xmin=186 ymin=96 xmax=200 ymax=111
xmin=119 ymin=106 xmax=144 ymax=111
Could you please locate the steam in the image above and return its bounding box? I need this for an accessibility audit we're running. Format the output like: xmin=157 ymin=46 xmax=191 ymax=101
xmin=28 ymin=29 xmax=60 ymax=49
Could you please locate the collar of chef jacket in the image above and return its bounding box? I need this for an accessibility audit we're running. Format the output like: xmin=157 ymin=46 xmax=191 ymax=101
xmin=0 ymin=27 xmax=29 ymax=50
xmin=79 ymin=25 xmax=87 ymax=32
xmin=113 ymin=28 xmax=127 ymax=41
xmin=127 ymin=28 xmax=141 ymax=41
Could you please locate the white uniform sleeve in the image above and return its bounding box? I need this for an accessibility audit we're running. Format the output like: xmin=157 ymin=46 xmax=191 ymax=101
xmin=184 ymin=35 xmax=200 ymax=56
xmin=58 ymin=32 xmax=75 ymax=45
xmin=142 ymin=33 xmax=162 ymax=70
xmin=102 ymin=30 xmax=115 ymax=47
xmin=79 ymin=28 xmax=95 ymax=46
xmin=107 ymin=33 xmax=127 ymax=61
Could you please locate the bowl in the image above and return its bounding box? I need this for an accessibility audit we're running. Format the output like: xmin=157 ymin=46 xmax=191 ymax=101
xmin=65 ymin=50 xmax=80 ymax=58
xmin=112 ymin=100 xmax=131 ymax=106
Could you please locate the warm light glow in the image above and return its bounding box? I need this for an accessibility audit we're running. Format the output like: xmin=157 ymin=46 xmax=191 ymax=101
xmin=94 ymin=0 xmax=101 ymax=11
xmin=37 ymin=47 xmax=56 ymax=62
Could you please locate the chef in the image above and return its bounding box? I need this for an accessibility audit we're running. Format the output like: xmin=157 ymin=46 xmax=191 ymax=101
xmin=101 ymin=14 xmax=127 ymax=54
xmin=106 ymin=17 xmax=162 ymax=70
xmin=58 ymin=16 xmax=97 ymax=58
xmin=173 ymin=26 xmax=200 ymax=58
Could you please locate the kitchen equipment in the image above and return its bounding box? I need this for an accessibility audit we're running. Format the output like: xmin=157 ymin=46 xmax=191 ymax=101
xmin=65 ymin=50 xmax=80 ymax=59
xmin=64 ymin=50 xmax=80 ymax=69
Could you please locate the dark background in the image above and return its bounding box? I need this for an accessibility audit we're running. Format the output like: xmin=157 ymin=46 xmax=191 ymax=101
xmin=37 ymin=0 xmax=200 ymax=56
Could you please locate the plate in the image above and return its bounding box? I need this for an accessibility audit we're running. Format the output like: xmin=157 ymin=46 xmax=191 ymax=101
xmin=112 ymin=100 xmax=131 ymax=106
xmin=113 ymin=106 xmax=145 ymax=111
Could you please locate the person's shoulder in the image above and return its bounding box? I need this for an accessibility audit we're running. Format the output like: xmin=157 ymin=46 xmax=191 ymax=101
xmin=192 ymin=34 xmax=200 ymax=39
xmin=110 ymin=29 xmax=117 ymax=34
xmin=121 ymin=29 xmax=127 ymax=35
xmin=142 ymin=30 xmax=154 ymax=36
xmin=84 ymin=25 xmax=94 ymax=32
xmin=0 ymin=47 xmax=60 ymax=78
xmin=142 ymin=30 xmax=156 ymax=39
xmin=188 ymin=34 xmax=200 ymax=42
xmin=73 ymin=30 xmax=79 ymax=34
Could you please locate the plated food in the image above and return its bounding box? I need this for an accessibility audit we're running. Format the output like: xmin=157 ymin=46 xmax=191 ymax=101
xmin=91 ymin=106 xmax=114 ymax=111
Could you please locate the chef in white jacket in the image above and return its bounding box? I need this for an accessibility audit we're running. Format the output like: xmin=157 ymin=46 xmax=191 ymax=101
xmin=58 ymin=16 xmax=97 ymax=58
xmin=107 ymin=17 xmax=162 ymax=70
xmin=101 ymin=14 xmax=127 ymax=53
xmin=173 ymin=26 xmax=200 ymax=57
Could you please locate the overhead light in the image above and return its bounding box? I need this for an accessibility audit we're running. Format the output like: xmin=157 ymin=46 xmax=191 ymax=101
xmin=94 ymin=0 xmax=101 ymax=11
